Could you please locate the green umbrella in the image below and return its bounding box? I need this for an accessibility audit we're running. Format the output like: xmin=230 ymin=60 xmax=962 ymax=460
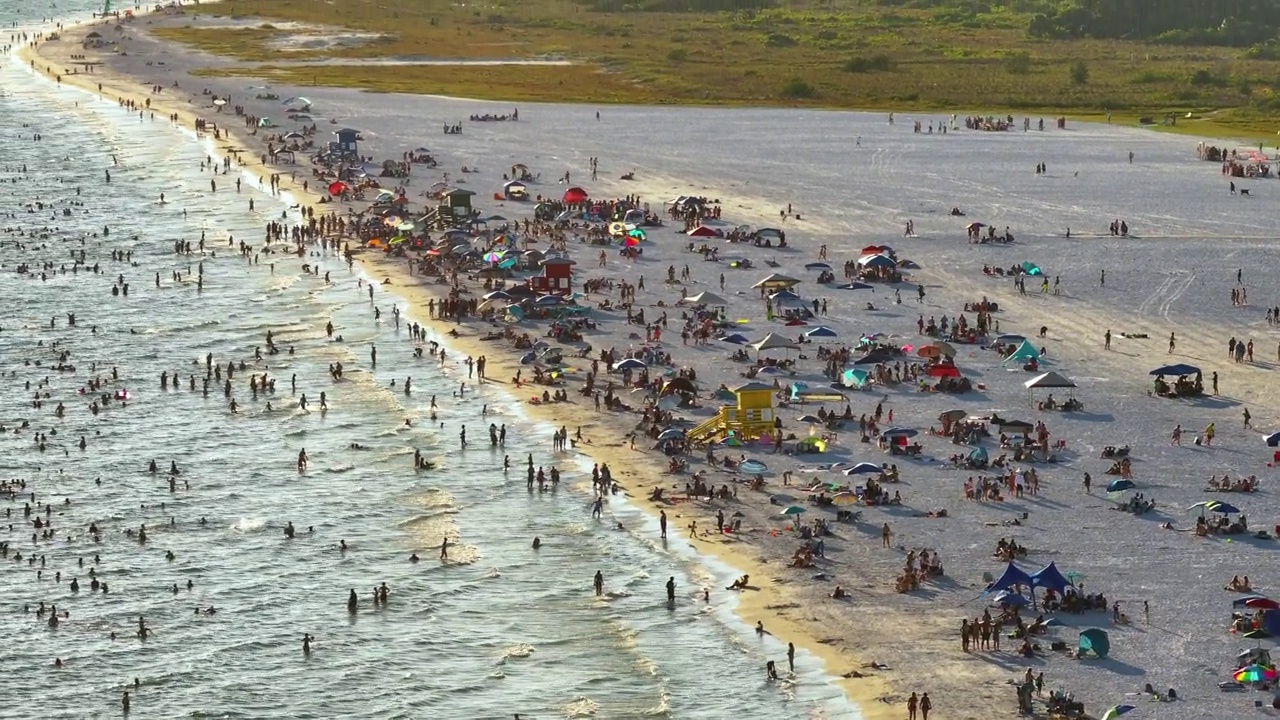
xmin=780 ymin=505 xmax=806 ymax=516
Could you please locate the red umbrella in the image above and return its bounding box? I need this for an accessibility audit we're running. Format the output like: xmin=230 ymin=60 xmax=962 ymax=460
xmin=860 ymin=245 xmax=882 ymax=255
xmin=688 ymin=226 xmax=718 ymax=238
xmin=328 ymin=181 xmax=347 ymax=195
xmin=1245 ymin=598 xmax=1280 ymax=610
xmin=784 ymin=319 xmax=807 ymax=326
xmin=563 ymin=187 xmax=588 ymax=203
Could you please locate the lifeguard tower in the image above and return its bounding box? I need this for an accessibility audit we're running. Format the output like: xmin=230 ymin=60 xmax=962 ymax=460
xmin=530 ymin=257 xmax=574 ymax=296
xmin=437 ymin=188 xmax=476 ymax=227
xmin=686 ymin=381 xmax=777 ymax=443
xmin=332 ymin=128 xmax=360 ymax=161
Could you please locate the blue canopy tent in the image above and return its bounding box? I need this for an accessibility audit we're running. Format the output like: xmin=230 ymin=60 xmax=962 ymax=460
xmin=1030 ymin=562 xmax=1072 ymax=595
xmin=1267 ymin=431 xmax=1280 ymax=447
xmin=1078 ymin=628 xmax=1110 ymax=658
xmin=993 ymin=590 xmax=1030 ymax=607
xmin=986 ymin=562 xmax=1035 ymax=594
xmin=1149 ymin=363 xmax=1200 ymax=376
xmin=1262 ymin=610 xmax=1280 ymax=637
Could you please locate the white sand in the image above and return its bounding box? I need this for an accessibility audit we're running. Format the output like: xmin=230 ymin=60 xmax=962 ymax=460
xmin=25 ymin=14 xmax=1280 ymax=719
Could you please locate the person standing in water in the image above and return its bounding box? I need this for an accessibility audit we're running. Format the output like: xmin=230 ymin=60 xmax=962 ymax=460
xmin=439 ymin=536 xmax=449 ymax=561
xmin=593 ymin=570 xmax=604 ymax=596
xmin=666 ymin=576 xmax=676 ymax=605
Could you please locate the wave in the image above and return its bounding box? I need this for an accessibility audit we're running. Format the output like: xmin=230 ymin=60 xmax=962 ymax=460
xmin=564 ymin=697 xmax=599 ymax=718
xmin=230 ymin=517 xmax=267 ymax=533
xmin=498 ymin=643 xmax=535 ymax=663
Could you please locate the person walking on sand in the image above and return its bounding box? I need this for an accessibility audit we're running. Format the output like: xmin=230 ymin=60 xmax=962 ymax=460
xmin=920 ymin=692 xmax=931 ymax=720
xmin=1170 ymin=424 xmax=1182 ymax=446
xmin=881 ymin=522 xmax=892 ymax=548
xmin=1168 ymin=332 xmax=1176 ymax=353
xmin=1244 ymin=408 xmax=1253 ymax=429
xmin=907 ymin=692 xmax=918 ymax=720
xmin=1204 ymin=422 xmax=1215 ymax=447
xmin=1104 ymin=329 xmax=1110 ymax=350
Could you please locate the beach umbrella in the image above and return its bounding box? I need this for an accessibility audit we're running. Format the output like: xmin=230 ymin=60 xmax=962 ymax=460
xmin=770 ymin=289 xmax=803 ymax=303
xmin=995 ymin=334 xmax=1025 ymax=343
xmin=917 ymin=345 xmax=941 ymax=359
xmin=1099 ymin=705 xmax=1136 ymax=720
xmin=498 ymin=257 xmax=518 ymax=269
xmin=212 ymin=98 xmax=227 ymax=106
xmin=784 ymin=319 xmax=808 ymax=327
xmin=805 ymin=326 xmax=838 ymax=338
xmin=780 ymin=505 xmax=806 ymax=516
xmin=328 ymin=181 xmax=347 ymax=195
xmin=614 ymin=358 xmax=647 ymax=372
xmin=939 ymin=409 xmax=967 ymax=423
xmin=656 ymin=395 xmax=681 ymax=411
xmin=804 ymin=262 xmax=831 ymax=270
xmin=756 ymin=366 xmax=786 ymax=375
xmin=1235 ymin=665 xmax=1277 ymax=683
xmin=397 ymin=222 xmax=416 ymax=232
xmin=740 ymin=459 xmax=768 ymax=474
xmin=1149 ymin=363 xmax=1200 ymax=376
xmin=881 ymin=427 xmax=917 ymax=439
xmin=720 ymin=436 xmax=743 ymax=447
xmin=966 ymin=222 xmax=985 ymax=230
xmin=836 ymin=282 xmax=873 ymax=290
xmin=1211 ymin=501 xmax=1241 ymax=514
xmin=1234 ymin=595 xmax=1273 ymax=608
xmin=483 ymin=290 xmax=512 ymax=301
xmin=657 ymin=429 xmax=686 ymax=441
xmin=719 ymin=333 xmax=750 ymax=345
xmin=831 ymin=492 xmax=859 ymax=506
xmin=933 ymin=341 xmax=957 ymax=357
xmin=483 ymin=251 xmax=505 ymax=263
xmin=535 ymin=295 xmax=563 ymax=306
xmin=622 ymin=236 xmax=641 ymax=248
xmin=1266 ymin=431 xmax=1280 ymax=447
xmin=1105 ymin=479 xmax=1135 ymax=493
xmin=797 ymin=414 xmax=823 ymax=424
xmin=628 ymin=228 xmax=646 ymax=240
xmin=844 ymin=462 xmax=882 ymax=475
xmin=1244 ymin=598 xmax=1280 ymax=610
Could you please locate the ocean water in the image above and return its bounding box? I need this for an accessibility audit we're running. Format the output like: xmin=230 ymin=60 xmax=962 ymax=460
xmin=0 ymin=4 xmax=853 ymax=719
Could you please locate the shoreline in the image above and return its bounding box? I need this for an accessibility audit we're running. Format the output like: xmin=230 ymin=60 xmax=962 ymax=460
xmin=17 ymin=15 xmax=899 ymax=718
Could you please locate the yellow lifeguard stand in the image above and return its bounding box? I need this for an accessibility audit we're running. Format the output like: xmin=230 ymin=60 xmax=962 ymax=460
xmin=686 ymin=381 xmax=777 ymax=443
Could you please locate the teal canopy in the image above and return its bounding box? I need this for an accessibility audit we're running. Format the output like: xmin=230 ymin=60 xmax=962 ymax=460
xmin=1020 ymin=261 xmax=1043 ymax=276
xmin=1004 ymin=339 xmax=1040 ymax=363
xmin=841 ymin=369 xmax=869 ymax=388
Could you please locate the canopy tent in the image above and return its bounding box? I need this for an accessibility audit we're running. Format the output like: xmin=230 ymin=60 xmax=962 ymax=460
xmin=1020 ymin=261 xmax=1043 ymax=276
xmin=752 ymin=273 xmax=801 ymax=290
xmin=1106 ymin=479 xmax=1135 ymax=493
xmin=687 ymin=225 xmax=719 ymax=238
xmin=678 ymin=291 xmax=727 ymax=306
xmin=987 ymin=562 xmax=1034 ymax=593
xmin=1030 ymin=562 xmax=1072 ymax=594
xmin=1266 ymin=431 xmax=1280 ymax=447
xmin=841 ymin=368 xmax=869 ymax=388
xmin=805 ymin=326 xmax=838 ymax=338
xmin=968 ymin=446 xmax=989 ymax=464
xmin=857 ymin=254 xmax=897 ymax=270
xmin=752 ymin=332 xmax=801 ymax=353
xmin=1149 ymin=363 xmax=1200 ymax=376
xmin=769 ymin=290 xmax=803 ymax=303
xmin=1004 ymin=339 xmax=1041 ymax=363
xmin=1025 ymin=371 xmax=1076 ymax=389
xmin=1078 ymin=628 xmax=1110 ymax=658
xmin=993 ymin=590 xmax=1030 ymax=607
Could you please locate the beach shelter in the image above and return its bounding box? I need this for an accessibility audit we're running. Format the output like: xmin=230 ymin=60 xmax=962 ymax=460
xmin=1262 ymin=610 xmax=1280 ymax=637
xmin=1004 ymin=340 xmax=1040 ymax=364
xmin=1030 ymin=562 xmax=1072 ymax=594
xmin=719 ymin=333 xmax=750 ymax=345
xmin=844 ymin=462 xmax=882 ymax=475
xmin=769 ymin=290 xmax=803 ymax=305
xmin=805 ymin=262 xmax=831 ymax=271
xmin=805 ymin=326 xmax=838 ymax=339
xmin=857 ymin=254 xmax=897 ymax=270
xmin=752 ymin=273 xmax=800 ymax=290
xmin=1265 ymin=431 xmax=1280 ymax=447
xmin=1019 ymin=261 xmax=1043 ymax=276
xmin=841 ymin=368 xmax=869 ymax=388
xmin=1149 ymin=363 xmax=1200 ymax=376
xmin=562 ymin=187 xmax=588 ymax=203
xmin=687 ymin=226 xmax=719 ymax=238
xmin=1024 ymin=371 xmax=1076 ymax=389
xmin=836 ymin=282 xmax=874 ymax=290
xmin=993 ymin=590 xmax=1029 ymax=607
xmin=614 ymin=358 xmax=646 ymax=372
xmin=1078 ymin=629 xmax=1110 ymax=658
xmin=1106 ymin=479 xmax=1135 ymax=493
xmin=752 ymin=333 xmax=800 ymax=354
xmin=968 ymin=446 xmax=989 ymax=465
xmin=987 ymin=562 xmax=1034 ymax=593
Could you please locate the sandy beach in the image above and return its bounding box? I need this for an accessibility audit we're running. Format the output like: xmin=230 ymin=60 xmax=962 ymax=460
xmin=21 ymin=6 xmax=1280 ymax=719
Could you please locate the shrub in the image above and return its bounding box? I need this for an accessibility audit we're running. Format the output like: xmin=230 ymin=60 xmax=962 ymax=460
xmin=843 ymin=53 xmax=894 ymax=73
xmin=1069 ymin=60 xmax=1089 ymax=85
xmin=1003 ymin=51 xmax=1031 ymax=75
xmin=780 ymin=77 xmax=815 ymax=99
xmin=666 ymin=48 xmax=688 ymax=62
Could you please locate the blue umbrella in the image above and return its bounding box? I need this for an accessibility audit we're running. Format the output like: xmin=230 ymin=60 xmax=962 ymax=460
xmin=805 ymin=326 xmax=838 ymax=338
xmin=1106 ymin=479 xmax=1135 ymax=493
xmin=719 ymin=333 xmax=750 ymax=345
xmin=614 ymin=358 xmax=647 ymax=372
xmin=535 ymin=295 xmax=563 ymax=305
xmin=804 ymin=262 xmax=832 ymax=270
xmin=483 ymin=290 xmax=512 ymax=300
xmin=1266 ymin=431 xmax=1280 ymax=447
xmin=757 ymin=366 xmax=786 ymax=375
xmin=741 ymin=459 xmax=769 ymax=474
xmin=860 ymin=254 xmax=896 ymax=269
xmin=770 ymin=290 xmax=802 ymax=302
xmin=657 ymin=429 xmax=686 ymax=441
xmin=844 ymin=462 xmax=882 ymax=475
xmin=1211 ymin=501 xmax=1241 ymax=514
xmin=881 ymin=427 xmax=917 ymax=438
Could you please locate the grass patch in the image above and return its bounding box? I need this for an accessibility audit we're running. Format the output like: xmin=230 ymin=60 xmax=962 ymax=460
xmin=147 ymin=0 xmax=1280 ymax=125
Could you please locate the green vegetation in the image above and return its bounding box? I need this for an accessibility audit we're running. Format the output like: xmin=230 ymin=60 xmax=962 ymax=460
xmin=148 ymin=0 xmax=1280 ymax=139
